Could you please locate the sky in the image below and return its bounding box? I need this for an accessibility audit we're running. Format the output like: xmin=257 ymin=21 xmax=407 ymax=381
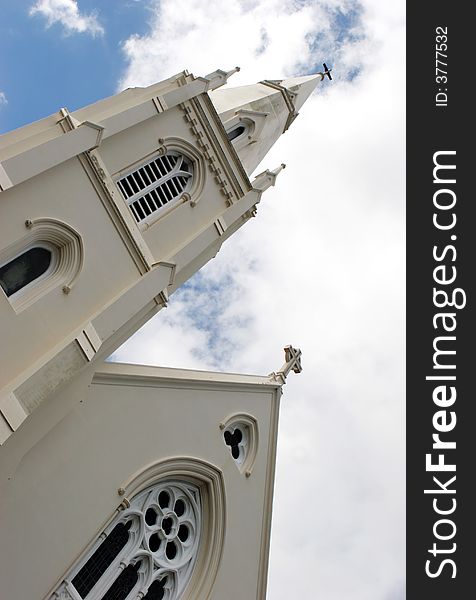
xmin=0 ymin=1 xmax=405 ymax=599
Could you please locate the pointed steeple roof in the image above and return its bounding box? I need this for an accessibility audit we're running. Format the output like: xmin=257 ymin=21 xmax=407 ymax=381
xmin=277 ymin=74 xmax=322 ymax=111
xmin=209 ymin=73 xmax=322 ymax=175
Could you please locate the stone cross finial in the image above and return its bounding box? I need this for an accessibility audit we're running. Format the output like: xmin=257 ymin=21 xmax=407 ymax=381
xmin=271 ymin=345 xmax=302 ymax=384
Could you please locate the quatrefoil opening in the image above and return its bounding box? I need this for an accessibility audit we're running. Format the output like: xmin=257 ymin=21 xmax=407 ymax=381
xmin=224 ymin=428 xmax=243 ymax=460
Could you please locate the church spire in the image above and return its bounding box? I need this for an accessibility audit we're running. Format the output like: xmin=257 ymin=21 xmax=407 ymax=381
xmin=277 ymin=74 xmax=323 ymax=111
xmin=209 ymin=72 xmax=323 ymax=175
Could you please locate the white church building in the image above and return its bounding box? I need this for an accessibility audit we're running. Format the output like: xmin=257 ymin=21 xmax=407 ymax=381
xmin=0 ymin=67 xmax=322 ymax=599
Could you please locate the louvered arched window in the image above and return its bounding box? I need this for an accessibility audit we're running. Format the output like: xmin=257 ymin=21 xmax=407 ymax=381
xmin=116 ymin=152 xmax=193 ymax=224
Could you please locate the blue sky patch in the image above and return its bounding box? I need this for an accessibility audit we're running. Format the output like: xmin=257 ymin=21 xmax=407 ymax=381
xmin=0 ymin=0 xmax=151 ymax=132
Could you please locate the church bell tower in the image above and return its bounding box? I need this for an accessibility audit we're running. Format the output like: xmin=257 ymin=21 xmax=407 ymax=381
xmin=0 ymin=67 xmax=322 ymax=599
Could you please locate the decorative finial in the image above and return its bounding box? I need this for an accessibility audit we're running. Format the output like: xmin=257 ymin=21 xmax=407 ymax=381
xmin=252 ymin=164 xmax=286 ymax=192
xmin=270 ymin=163 xmax=286 ymax=176
xmin=226 ymin=66 xmax=241 ymax=77
xmin=270 ymin=345 xmax=303 ymax=384
xmin=205 ymin=67 xmax=241 ymax=91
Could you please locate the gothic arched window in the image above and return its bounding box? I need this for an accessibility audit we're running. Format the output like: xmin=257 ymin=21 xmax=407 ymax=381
xmin=51 ymin=480 xmax=201 ymax=600
xmin=224 ymin=117 xmax=255 ymax=149
xmin=116 ymin=152 xmax=193 ymax=224
xmin=227 ymin=125 xmax=247 ymax=142
xmin=0 ymin=219 xmax=84 ymax=311
xmin=221 ymin=413 xmax=259 ymax=476
xmin=0 ymin=244 xmax=55 ymax=298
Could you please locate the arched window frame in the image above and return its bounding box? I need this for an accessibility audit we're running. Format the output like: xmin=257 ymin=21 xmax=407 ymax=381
xmin=54 ymin=481 xmax=200 ymax=600
xmin=220 ymin=413 xmax=259 ymax=477
xmin=224 ymin=117 xmax=255 ymax=150
xmin=49 ymin=458 xmax=225 ymax=600
xmin=223 ymin=110 xmax=269 ymax=153
xmin=67 ymin=512 xmax=145 ymax=600
xmin=114 ymin=139 xmax=205 ymax=228
xmin=0 ymin=219 xmax=84 ymax=312
xmin=116 ymin=152 xmax=193 ymax=226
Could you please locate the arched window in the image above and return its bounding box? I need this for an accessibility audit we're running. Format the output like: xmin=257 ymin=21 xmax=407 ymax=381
xmin=0 ymin=219 xmax=84 ymax=311
xmin=52 ymin=480 xmax=201 ymax=600
xmin=71 ymin=521 xmax=133 ymax=598
xmin=0 ymin=244 xmax=55 ymax=298
xmin=227 ymin=125 xmax=247 ymax=142
xmin=116 ymin=152 xmax=193 ymax=224
xmin=221 ymin=413 xmax=259 ymax=476
xmin=224 ymin=117 xmax=255 ymax=149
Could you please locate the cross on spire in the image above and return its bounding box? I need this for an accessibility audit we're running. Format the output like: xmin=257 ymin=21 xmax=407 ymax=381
xmin=271 ymin=345 xmax=302 ymax=384
xmin=322 ymin=63 xmax=333 ymax=80
xmin=317 ymin=63 xmax=333 ymax=82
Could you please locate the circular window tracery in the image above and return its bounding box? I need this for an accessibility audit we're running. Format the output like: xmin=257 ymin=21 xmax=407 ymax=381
xmin=141 ymin=482 xmax=199 ymax=578
xmin=50 ymin=458 xmax=225 ymax=600
xmin=52 ymin=481 xmax=201 ymax=600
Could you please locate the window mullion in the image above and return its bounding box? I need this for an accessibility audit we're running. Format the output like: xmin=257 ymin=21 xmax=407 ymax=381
xmin=116 ymin=153 xmax=193 ymax=224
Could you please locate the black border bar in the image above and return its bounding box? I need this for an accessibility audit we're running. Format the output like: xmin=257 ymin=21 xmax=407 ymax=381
xmin=407 ymin=4 xmax=474 ymax=598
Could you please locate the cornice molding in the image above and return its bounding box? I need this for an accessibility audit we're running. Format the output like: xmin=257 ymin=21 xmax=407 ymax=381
xmin=179 ymin=95 xmax=251 ymax=207
xmin=93 ymin=362 xmax=282 ymax=392
xmin=0 ymin=120 xmax=104 ymax=192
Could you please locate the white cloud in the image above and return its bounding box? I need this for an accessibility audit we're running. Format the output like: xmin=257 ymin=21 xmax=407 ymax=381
xmin=29 ymin=0 xmax=104 ymax=36
xmin=114 ymin=1 xmax=405 ymax=598
xmin=0 ymin=91 xmax=7 ymax=105
xmin=118 ymin=0 xmax=370 ymax=90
